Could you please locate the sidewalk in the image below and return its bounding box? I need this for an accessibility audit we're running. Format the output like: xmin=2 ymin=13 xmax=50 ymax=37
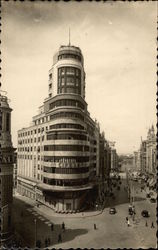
xmin=14 ymin=193 xmax=103 ymax=219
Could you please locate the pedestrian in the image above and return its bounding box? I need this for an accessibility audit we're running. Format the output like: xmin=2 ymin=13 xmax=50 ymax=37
xmin=151 ymin=222 xmax=154 ymax=228
xmin=51 ymin=223 xmax=54 ymax=231
xmin=126 ymin=217 xmax=128 ymax=222
xmin=127 ymin=219 xmax=130 ymax=227
xmin=94 ymin=223 xmax=97 ymax=230
xmin=145 ymin=221 xmax=148 ymax=227
xmin=58 ymin=234 xmax=62 ymax=243
xmin=47 ymin=237 xmax=51 ymax=246
xmin=45 ymin=238 xmax=48 ymax=247
xmin=62 ymin=222 xmax=65 ymax=231
xmin=36 ymin=240 xmax=41 ymax=248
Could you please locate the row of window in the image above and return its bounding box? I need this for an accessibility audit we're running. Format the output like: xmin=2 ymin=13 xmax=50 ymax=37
xmin=44 ymin=145 xmax=89 ymax=152
xmin=49 ymin=123 xmax=84 ymax=130
xmin=58 ymin=54 xmax=81 ymax=62
xmin=58 ymin=87 xmax=81 ymax=95
xmin=44 ymin=156 xmax=89 ymax=163
xmin=43 ymin=177 xmax=89 ymax=186
xmin=18 ymin=146 xmax=42 ymax=152
xmin=18 ymin=127 xmax=48 ymax=138
xmin=47 ymin=133 xmax=87 ymax=141
xmin=44 ymin=166 xmax=89 ymax=174
xmin=18 ymin=136 xmax=45 ymax=145
xmin=50 ymin=112 xmax=84 ymax=121
xmin=58 ymin=67 xmax=81 ymax=95
xmin=49 ymin=99 xmax=85 ymax=110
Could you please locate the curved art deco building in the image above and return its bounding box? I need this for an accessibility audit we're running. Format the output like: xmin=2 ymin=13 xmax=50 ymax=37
xmin=17 ymin=45 xmax=98 ymax=213
xmin=0 ymin=92 xmax=14 ymax=244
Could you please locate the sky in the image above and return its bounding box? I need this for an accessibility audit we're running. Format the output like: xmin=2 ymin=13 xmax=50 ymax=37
xmin=1 ymin=1 xmax=157 ymax=155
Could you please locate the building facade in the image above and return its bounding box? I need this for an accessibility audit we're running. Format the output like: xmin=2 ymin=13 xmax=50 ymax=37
xmin=139 ymin=125 xmax=156 ymax=175
xmin=0 ymin=91 xmax=14 ymax=245
xmin=17 ymin=44 xmax=102 ymax=213
xmin=146 ymin=126 xmax=156 ymax=174
xmin=140 ymin=140 xmax=147 ymax=173
xmin=133 ymin=150 xmax=141 ymax=171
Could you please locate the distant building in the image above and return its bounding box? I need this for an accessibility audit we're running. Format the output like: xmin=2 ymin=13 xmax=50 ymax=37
xmin=140 ymin=140 xmax=147 ymax=173
xmin=109 ymin=142 xmax=118 ymax=173
xmin=0 ymin=91 xmax=14 ymax=245
xmin=139 ymin=125 xmax=156 ymax=175
xmin=17 ymin=44 xmax=113 ymax=213
xmin=146 ymin=125 xmax=156 ymax=174
xmin=133 ymin=150 xmax=141 ymax=171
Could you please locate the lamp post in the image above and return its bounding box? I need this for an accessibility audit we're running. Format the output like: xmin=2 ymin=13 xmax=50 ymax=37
xmin=34 ymin=219 xmax=37 ymax=248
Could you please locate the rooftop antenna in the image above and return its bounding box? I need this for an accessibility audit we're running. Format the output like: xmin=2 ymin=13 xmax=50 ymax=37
xmin=69 ymin=27 xmax=71 ymax=46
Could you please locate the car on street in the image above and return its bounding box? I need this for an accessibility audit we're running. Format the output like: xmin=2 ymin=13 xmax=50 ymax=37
xmin=141 ymin=210 xmax=150 ymax=217
xmin=109 ymin=207 xmax=117 ymax=214
xmin=150 ymin=198 xmax=156 ymax=203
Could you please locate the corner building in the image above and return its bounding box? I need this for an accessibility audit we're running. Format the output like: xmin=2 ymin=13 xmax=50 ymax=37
xmin=0 ymin=92 xmax=14 ymax=245
xmin=17 ymin=45 xmax=98 ymax=212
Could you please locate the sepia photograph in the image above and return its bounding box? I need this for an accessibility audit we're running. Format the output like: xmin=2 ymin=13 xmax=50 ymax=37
xmin=0 ymin=0 xmax=157 ymax=249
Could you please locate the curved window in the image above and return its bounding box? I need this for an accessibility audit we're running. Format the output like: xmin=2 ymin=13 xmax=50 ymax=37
xmin=44 ymin=156 xmax=89 ymax=163
xmin=43 ymin=177 xmax=89 ymax=186
xmin=58 ymin=67 xmax=81 ymax=94
xmin=44 ymin=166 xmax=89 ymax=174
xmin=49 ymin=123 xmax=84 ymax=130
xmin=44 ymin=145 xmax=89 ymax=152
xmin=47 ymin=133 xmax=87 ymax=141
xmin=49 ymin=99 xmax=85 ymax=110
xmin=58 ymin=54 xmax=81 ymax=62
xmin=50 ymin=112 xmax=84 ymax=121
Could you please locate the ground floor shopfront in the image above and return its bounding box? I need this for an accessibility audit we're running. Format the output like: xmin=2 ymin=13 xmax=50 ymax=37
xmin=17 ymin=177 xmax=94 ymax=213
xmin=36 ymin=187 xmax=90 ymax=213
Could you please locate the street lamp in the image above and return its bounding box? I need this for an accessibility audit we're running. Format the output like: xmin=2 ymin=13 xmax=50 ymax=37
xmin=34 ymin=219 xmax=37 ymax=248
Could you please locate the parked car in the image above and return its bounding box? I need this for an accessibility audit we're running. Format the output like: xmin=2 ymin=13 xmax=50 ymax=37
xmin=141 ymin=210 xmax=150 ymax=217
xmin=109 ymin=207 xmax=116 ymax=214
xmin=150 ymin=198 xmax=156 ymax=203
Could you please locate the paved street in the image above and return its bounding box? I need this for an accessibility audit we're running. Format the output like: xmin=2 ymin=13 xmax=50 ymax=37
xmin=12 ymin=178 xmax=157 ymax=249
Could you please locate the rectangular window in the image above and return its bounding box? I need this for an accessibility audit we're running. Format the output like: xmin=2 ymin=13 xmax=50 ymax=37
xmin=49 ymin=73 xmax=52 ymax=80
xmin=6 ymin=113 xmax=10 ymax=132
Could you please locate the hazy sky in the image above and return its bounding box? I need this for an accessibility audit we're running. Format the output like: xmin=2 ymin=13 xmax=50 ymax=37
xmin=1 ymin=1 xmax=157 ymax=154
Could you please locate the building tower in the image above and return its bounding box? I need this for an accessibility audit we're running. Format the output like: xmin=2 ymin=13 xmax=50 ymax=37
xmin=0 ymin=90 xmax=14 ymax=245
xmin=17 ymin=44 xmax=98 ymax=213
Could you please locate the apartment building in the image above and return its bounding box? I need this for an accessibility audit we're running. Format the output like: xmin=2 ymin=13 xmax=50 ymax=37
xmin=17 ymin=44 xmax=100 ymax=213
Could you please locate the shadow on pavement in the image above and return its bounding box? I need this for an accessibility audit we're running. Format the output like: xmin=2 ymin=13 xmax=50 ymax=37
xmin=12 ymin=197 xmax=89 ymax=248
xmin=56 ymin=228 xmax=88 ymax=245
